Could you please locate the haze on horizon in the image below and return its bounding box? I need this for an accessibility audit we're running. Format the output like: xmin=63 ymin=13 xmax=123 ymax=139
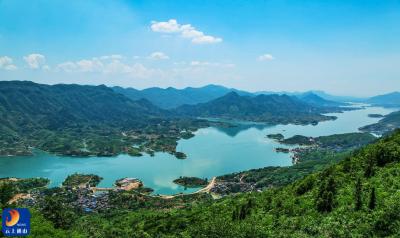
xmin=0 ymin=0 xmax=399 ymax=97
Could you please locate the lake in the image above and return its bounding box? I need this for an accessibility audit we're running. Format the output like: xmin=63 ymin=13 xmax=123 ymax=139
xmin=0 ymin=105 xmax=395 ymax=195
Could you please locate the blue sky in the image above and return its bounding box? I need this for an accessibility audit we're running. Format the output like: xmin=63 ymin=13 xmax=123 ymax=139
xmin=0 ymin=0 xmax=399 ymax=96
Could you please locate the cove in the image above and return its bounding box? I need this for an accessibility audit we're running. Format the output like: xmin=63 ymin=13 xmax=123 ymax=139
xmin=0 ymin=105 xmax=395 ymax=195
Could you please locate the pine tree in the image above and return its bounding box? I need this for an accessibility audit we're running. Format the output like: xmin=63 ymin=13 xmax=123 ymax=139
xmin=369 ymin=187 xmax=376 ymax=210
xmin=316 ymin=175 xmax=336 ymax=212
xmin=364 ymin=158 xmax=375 ymax=177
xmin=355 ymin=178 xmax=363 ymax=211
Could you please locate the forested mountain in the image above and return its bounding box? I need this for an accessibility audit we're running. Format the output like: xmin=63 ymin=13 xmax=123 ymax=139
xmin=0 ymin=81 xmax=172 ymax=156
xmin=366 ymin=92 xmax=400 ymax=108
xmin=0 ymin=81 xmax=167 ymax=130
xmin=175 ymin=92 xmax=338 ymax=125
xmin=113 ymin=84 xmax=251 ymax=109
xmin=256 ymin=90 xmax=363 ymax=103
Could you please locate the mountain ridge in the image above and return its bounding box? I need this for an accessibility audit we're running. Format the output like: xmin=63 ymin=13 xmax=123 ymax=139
xmin=174 ymin=91 xmax=338 ymax=125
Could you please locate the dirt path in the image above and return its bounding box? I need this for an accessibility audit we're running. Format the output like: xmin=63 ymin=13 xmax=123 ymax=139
xmin=8 ymin=193 xmax=31 ymax=204
xmin=193 ymin=177 xmax=216 ymax=194
xmin=157 ymin=177 xmax=217 ymax=199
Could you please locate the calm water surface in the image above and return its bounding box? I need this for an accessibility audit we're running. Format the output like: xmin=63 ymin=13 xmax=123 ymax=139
xmin=0 ymin=105 xmax=395 ymax=194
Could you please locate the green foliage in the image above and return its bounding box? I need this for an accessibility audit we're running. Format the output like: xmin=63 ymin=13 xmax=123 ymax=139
xmin=62 ymin=174 xmax=102 ymax=187
xmin=41 ymin=197 xmax=77 ymax=230
xmin=315 ymin=169 xmax=336 ymax=213
xmin=173 ymin=176 xmax=208 ymax=188
xmin=354 ymin=178 xmax=362 ymax=211
xmin=369 ymin=187 xmax=376 ymax=210
xmin=0 ymin=182 xmax=14 ymax=208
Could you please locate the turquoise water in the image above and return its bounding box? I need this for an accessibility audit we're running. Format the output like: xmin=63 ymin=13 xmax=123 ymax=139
xmin=0 ymin=105 xmax=395 ymax=195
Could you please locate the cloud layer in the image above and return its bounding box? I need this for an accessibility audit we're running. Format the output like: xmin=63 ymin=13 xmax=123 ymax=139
xmin=258 ymin=54 xmax=274 ymax=61
xmin=23 ymin=53 xmax=48 ymax=69
xmin=148 ymin=52 xmax=169 ymax=60
xmin=55 ymin=55 xmax=162 ymax=79
xmin=0 ymin=56 xmax=17 ymax=70
xmin=151 ymin=19 xmax=222 ymax=44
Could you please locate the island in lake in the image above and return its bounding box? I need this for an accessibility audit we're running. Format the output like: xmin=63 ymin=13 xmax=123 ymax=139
xmin=173 ymin=176 xmax=209 ymax=188
xmin=266 ymin=133 xmax=284 ymax=141
xmin=368 ymin=113 xmax=384 ymax=118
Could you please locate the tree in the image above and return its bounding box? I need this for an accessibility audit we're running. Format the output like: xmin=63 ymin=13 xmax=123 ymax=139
xmin=41 ymin=196 xmax=76 ymax=229
xmin=354 ymin=178 xmax=362 ymax=211
xmin=0 ymin=183 xmax=14 ymax=208
xmin=316 ymin=173 xmax=336 ymax=213
xmin=364 ymin=157 xmax=375 ymax=177
xmin=369 ymin=187 xmax=376 ymax=210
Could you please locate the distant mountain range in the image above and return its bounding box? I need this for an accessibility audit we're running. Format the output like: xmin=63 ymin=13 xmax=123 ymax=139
xmin=1 ymin=81 xmax=398 ymax=131
xmin=297 ymin=92 xmax=346 ymax=107
xmin=254 ymin=90 xmax=364 ymax=103
xmin=113 ymin=84 xmax=400 ymax=109
xmin=113 ymin=85 xmax=351 ymax=109
xmin=366 ymin=92 xmax=400 ymax=108
xmin=113 ymin=84 xmax=251 ymax=109
xmin=174 ymin=92 xmax=337 ymax=125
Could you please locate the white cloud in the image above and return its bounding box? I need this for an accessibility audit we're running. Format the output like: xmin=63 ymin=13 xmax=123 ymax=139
xmin=258 ymin=54 xmax=274 ymax=61
xmin=151 ymin=19 xmax=181 ymax=33
xmin=99 ymin=54 xmax=123 ymax=60
xmin=23 ymin=53 xmax=47 ymax=69
xmin=55 ymin=56 xmax=162 ymax=79
xmin=148 ymin=51 xmax=169 ymax=60
xmin=151 ymin=19 xmax=222 ymax=44
xmin=76 ymin=59 xmax=103 ymax=72
xmin=192 ymin=35 xmax=222 ymax=44
xmin=190 ymin=61 xmax=235 ymax=68
xmin=55 ymin=61 xmax=78 ymax=73
xmin=0 ymin=56 xmax=17 ymax=70
xmin=4 ymin=64 xmax=18 ymax=70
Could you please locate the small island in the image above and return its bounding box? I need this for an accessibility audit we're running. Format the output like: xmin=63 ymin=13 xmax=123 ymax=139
xmin=275 ymin=147 xmax=290 ymax=153
xmin=62 ymin=174 xmax=103 ymax=188
xmin=173 ymin=176 xmax=208 ymax=188
xmin=368 ymin=114 xmax=384 ymax=118
xmin=174 ymin=152 xmax=187 ymax=159
xmin=266 ymin=133 xmax=284 ymax=141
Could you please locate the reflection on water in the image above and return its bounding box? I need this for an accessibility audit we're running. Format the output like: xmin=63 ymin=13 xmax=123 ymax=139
xmin=0 ymin=106 xmax=396 ymax=195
